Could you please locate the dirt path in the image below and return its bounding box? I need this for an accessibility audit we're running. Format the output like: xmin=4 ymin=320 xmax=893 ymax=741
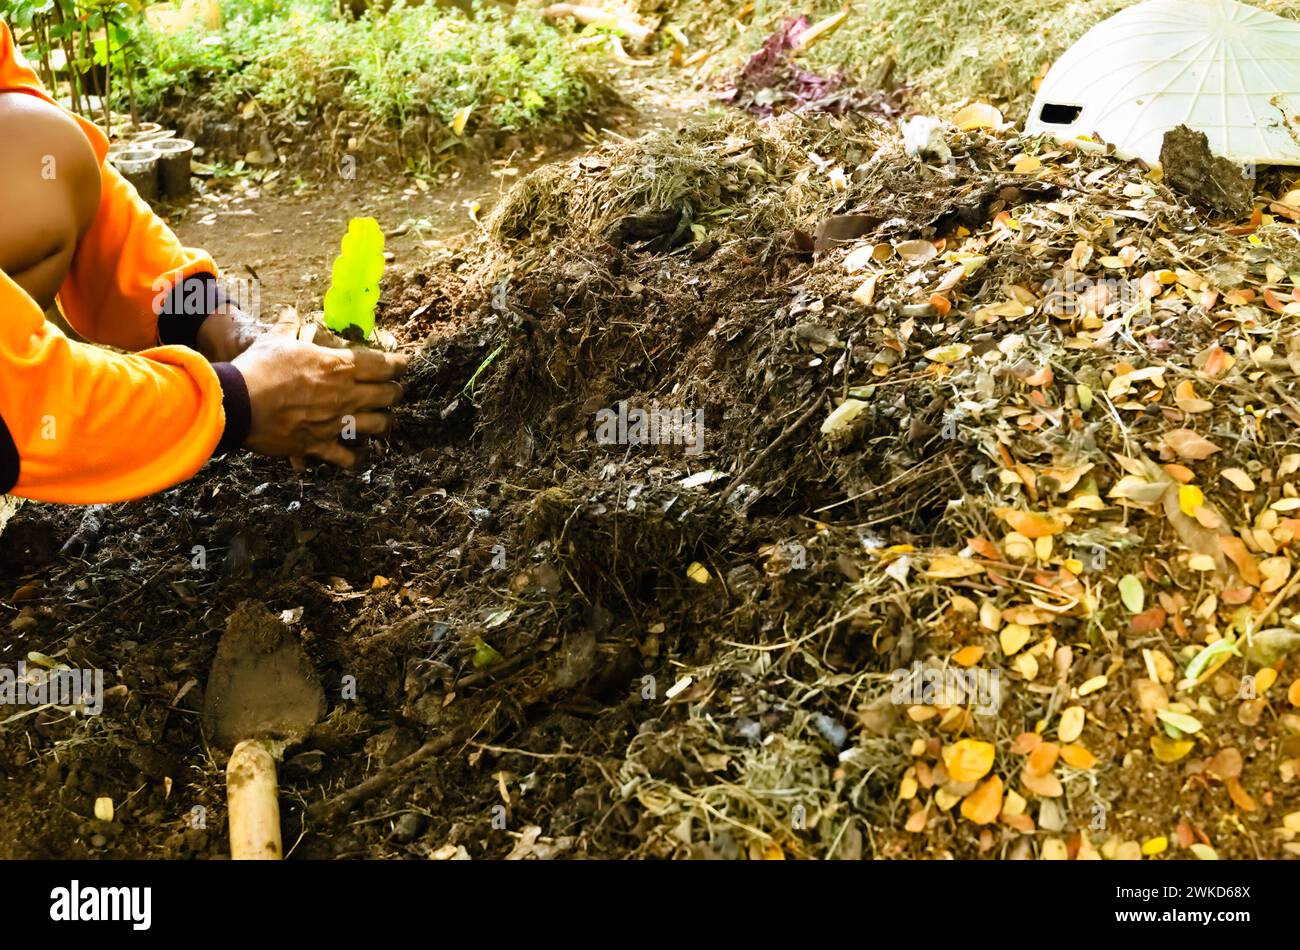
xmin=168 ymin=75 xmax=710 ymax=324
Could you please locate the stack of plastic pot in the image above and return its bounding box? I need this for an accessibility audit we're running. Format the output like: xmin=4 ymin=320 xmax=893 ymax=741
xmin=105 ymin=115 xmax=195 ymax=202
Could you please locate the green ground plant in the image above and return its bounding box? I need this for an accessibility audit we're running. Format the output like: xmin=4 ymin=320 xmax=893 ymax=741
xmin=126 ymin=0 xmax=606 ymax=139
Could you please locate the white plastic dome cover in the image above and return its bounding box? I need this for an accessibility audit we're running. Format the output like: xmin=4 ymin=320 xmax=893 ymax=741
xmin=1025 ymin=0 xmax=1300 ymax=166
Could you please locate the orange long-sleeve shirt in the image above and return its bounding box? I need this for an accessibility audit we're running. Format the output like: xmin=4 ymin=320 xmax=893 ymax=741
xmin=0 ymin=20 xmax=247 ymax=504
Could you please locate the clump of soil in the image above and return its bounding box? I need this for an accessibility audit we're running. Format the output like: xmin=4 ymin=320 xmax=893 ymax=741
xmin=1160 ymin=124 xmax=1254 ymax=217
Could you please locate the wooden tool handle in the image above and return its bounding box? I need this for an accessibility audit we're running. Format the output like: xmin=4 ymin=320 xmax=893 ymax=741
xmin=227 ymin=739 xmax=282 ymax=860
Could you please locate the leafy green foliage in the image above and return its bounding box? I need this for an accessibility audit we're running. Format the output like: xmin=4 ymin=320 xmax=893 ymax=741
xmin=126 ymin=0 xmax=602 ymax=139
xmin=323 ymin=217 xmax=384 ymax=341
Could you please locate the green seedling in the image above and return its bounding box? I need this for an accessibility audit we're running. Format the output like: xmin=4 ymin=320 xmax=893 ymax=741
xmin=323 ymin=217 xmax=385 ymax=341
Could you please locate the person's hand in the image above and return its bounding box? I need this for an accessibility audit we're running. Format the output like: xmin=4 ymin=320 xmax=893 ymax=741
xmin=231 ymin=312 xmax=407 ymax=468
xmin=196 ymin=301 xmax=267 ymax=363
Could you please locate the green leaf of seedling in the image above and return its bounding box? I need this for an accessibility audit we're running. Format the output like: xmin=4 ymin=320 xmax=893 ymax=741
xmin=323 ymin=216 xmax=385 ymax=341
xmin=462 ymin=343 xmax=504 ymax=396
xmin=472 ymin=636 xmax=503 ymax=670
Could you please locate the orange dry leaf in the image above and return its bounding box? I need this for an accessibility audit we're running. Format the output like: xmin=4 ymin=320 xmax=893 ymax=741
xmin=1201 ymin=345 xmax=1233 ymax=378
xmin=968 ymin=536 xmax=1001 ymax=560
xmin=1021 ymin=767 xmax=1064 ymax=798
xmin=1002 ymin=812 xmax=1035 ymax=832
xmin=1010 ymin=731 xmax=1042 ymax=755
xmin=952 ymin=645 xmax=985 ymax=667
xmin=1226 ymin=777 xmax=1258 ymax=812
xmin=943 ymin=739 xmax=996 ymax=782
xmin=1221 ymin=536 xmax=1262 ymax=586
xmin=1289 ymin=679 xmax=1300 ymax=707
xmin=1060 ymin=744 xmax=1098 ymax=769
xmin=1026 ymin=742 xmax=1061 ymax=777
xmin=904 ymin=806 xmax=928 ymax=833
xmin=1023 ymin=365 xmax=1054 ymax=387
xmin=960 ymin=775 xmax=1003 ymax=825
xmin=1130 ymin=606 xmax=1166 ymax=633
xmin=930 ymin=293 xmax=952 ymax=317
xmin=993 ymin=508 xmax=1068 ymax=538
xmin=1174 ymin=379 xmax=1213 ymax=413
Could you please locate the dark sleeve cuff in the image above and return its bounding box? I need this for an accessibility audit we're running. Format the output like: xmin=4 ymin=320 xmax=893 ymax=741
xmin=157 ymin=272 xmax=225 ymax=350
xmin=211 ymin=362 xmax=251 ymax=457
xmin=0 ymin=411 xmax=18 ymax=494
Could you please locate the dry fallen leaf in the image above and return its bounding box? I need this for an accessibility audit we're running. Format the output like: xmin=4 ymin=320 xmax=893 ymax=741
xmin=924 ymin=555 xmax=986 ymax=578
xmin=993 ymin=508 xmax=1068 ymax=538
xmin=1000 ymin=623 xmax=1031 ymax=655
xmin=1010 ymin=731 xmax=1042 ymax=755
xmin=1174 ymin=379 xmax=1213 ymax=413
xmin=1058 ymin=706 xmax=1085 ymax=743
xmin=944 ymin=739 xmax=996 ymax=782
xmin=1026 ymin=741 xmax=1060 ymax=777
xmin=1205 ymin=747 xmax=1243 ymax=781
xmin=953 ymin=101 xmax=1004 ymax=131
xmin=1060 ymin=744 xmax=1098 ymax=769
xmin=1162 ymin=429 xmax=1221 ymax=460
xmin=1021 ymin=767 xmax=1064 ymax=798
xmin=1151 ymin=733 xmax=1195 ymax=763
xmin=1221 ymin=468 xmax=1256 ymax=492
xmin=960 ymin=774 xmax=1003 ymax=825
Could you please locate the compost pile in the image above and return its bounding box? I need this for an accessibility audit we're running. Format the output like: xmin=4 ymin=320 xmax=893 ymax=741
xmin=7 ymin=105 xmax=1300 ymax=860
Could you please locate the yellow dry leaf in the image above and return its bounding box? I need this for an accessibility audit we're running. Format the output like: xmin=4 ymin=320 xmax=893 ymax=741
xmin=94 ymin=797 xmax=114 ymax=822
xmin=686 ymin=561 xmax=711 ymax=584
xmin=451 ymin=105 xmax=474 ymax=137
xmin=1060 ymin=744 xmax=1098 ymax=769
xmin=924 ymin=342 xmax=972 ymax=364
xmin=1151 ymin=733 xmax=1195 ymax=763
xmin=1012 ymin=652 xmax=1039 ymax=680
xmin=960 ymin=775 xmax=1003 ymax=825
xmin=1141 ymin=836 xmax=1168 ymax=856
xmin=1256 ymin=668 xmax=1278 ymax=694
xmin=1178 ymin=485 xmax=1204 ymax=516
xmin=1078 ymin=674 xmax=1108 ymax=696
xmin=1000 ymin=623 xmax=1031 ymax=655
xmin=851 ymin=274 xmax=878 ymax=307
xmin=1058 ymin=705 xmax=1085 ymax=743
xmin=1011 ymin=154 xmax=1042 ymax=174
xmin=924 ymin=555 xmax=986 ymax=578
xmin=953 ymin=102 xmax=1004 ymax=131
xmin=943 ymin=739 xmax=996 ymax=782
xmin=1041 ymin=838 xmax=1069 ymax=860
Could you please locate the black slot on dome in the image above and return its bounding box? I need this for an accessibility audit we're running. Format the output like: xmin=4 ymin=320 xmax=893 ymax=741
xmin=1040 ymin=103 xmax=1083 ymax=125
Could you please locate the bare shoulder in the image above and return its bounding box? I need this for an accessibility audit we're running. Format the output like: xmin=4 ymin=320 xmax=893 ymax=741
xmin=0 ymin=91 xmax=102 ymax=236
